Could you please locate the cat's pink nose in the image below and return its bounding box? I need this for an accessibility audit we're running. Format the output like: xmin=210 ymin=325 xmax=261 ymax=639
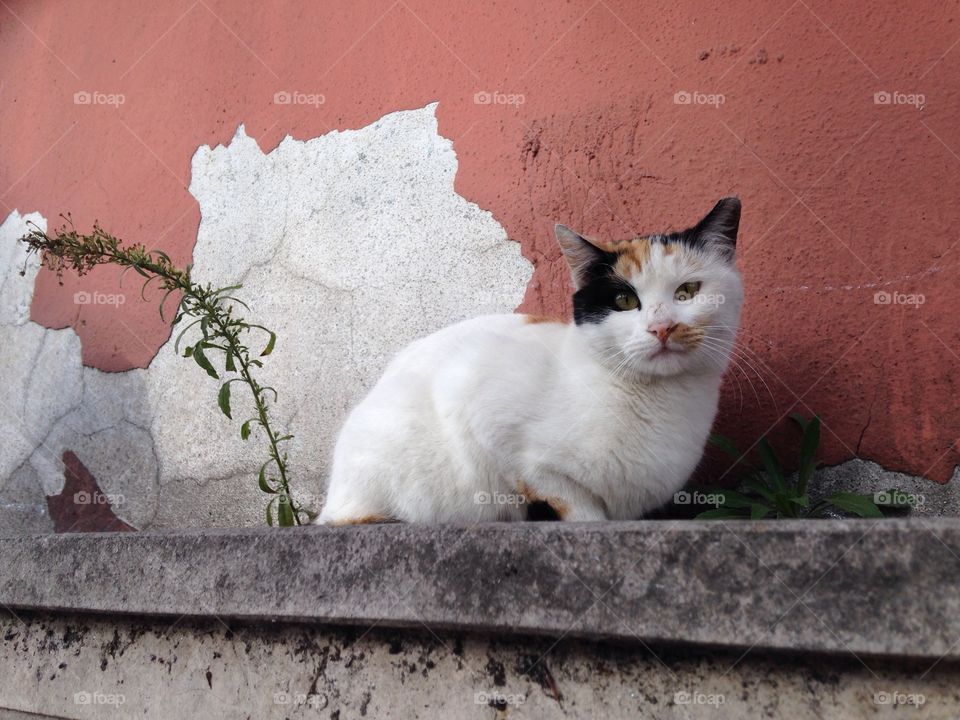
xmin=648 ymin=323 xmax=677 ymax=345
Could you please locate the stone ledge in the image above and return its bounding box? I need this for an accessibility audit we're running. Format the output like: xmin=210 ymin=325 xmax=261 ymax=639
xmin=2 ymin=519 xmax=958 ymax=660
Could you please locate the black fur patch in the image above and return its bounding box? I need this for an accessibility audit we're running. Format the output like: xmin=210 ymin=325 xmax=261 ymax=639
xmin=651 ymin=196 xmax=740 ymax=258
xmin=527 ymin=500 xmax=561 ymax=521
xmin=572 ymin=271 xmax=638 ymax=325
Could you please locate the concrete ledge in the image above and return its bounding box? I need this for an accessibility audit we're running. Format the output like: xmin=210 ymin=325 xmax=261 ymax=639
xmin=2 ymin=519 xmax=958 ymax=660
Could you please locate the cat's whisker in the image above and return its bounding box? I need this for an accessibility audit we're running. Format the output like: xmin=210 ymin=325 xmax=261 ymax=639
xmin=700 ymin=326 xmax=775 ymax=348
xmin=699 ymin=337 xmax=776 ymax=407
xmin=695 ymin=341 xmax=745 ymax=411
xmin=699 ymin=339 xmax=759 ymax=408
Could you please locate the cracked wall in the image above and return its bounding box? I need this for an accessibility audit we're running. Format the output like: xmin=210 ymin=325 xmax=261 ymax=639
xmin=3 ymin=1 xmax=959 ymax=489
xmin=0 ymin=104 xmax=531 ymax=531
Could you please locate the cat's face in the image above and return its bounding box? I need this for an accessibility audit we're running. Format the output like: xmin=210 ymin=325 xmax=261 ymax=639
xmin=556 ymin=198 xmax=744 ymax=379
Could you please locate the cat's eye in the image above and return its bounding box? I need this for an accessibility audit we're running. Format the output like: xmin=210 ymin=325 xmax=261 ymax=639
xmin=674 ymin=281 xmax=701 ymax=302
xmin=614 ymin=292 xmax=639 ymax=311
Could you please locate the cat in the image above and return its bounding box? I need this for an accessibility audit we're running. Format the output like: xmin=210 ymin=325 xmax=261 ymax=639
xmin=317 ymin=197 xmax=743 ymax=524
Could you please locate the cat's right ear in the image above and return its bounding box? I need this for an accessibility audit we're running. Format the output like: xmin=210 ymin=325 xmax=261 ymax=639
xmin=555 ymin=224 xmax=609 ymax=289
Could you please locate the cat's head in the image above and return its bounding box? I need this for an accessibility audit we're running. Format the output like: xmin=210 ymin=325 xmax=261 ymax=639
xmin=556 ymin=197 xmax=744 ymax=379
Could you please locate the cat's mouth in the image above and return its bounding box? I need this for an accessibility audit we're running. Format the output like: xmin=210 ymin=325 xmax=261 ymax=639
xmin=649 ymin=345 xmax=684 ymax=359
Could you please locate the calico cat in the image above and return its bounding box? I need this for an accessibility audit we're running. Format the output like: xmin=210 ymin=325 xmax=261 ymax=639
xmin=317 ymin=197 xmax=743 ymax=524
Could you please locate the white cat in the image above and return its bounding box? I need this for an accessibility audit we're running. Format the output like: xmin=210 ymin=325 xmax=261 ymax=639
xmin=318 ymin=198 xmax=744 ymax=524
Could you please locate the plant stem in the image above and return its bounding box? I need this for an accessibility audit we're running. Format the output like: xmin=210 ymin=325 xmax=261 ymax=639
xmin=17 ymin=219 xmax=309 ymax=526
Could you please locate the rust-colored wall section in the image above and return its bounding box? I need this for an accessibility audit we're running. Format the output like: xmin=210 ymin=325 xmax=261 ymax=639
xmin=1 ymin=1 xmax=958 ymax=481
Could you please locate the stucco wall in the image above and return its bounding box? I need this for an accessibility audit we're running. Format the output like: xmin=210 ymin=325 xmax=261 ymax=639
xmin=1 ymin=1 xmax=958 ymax=529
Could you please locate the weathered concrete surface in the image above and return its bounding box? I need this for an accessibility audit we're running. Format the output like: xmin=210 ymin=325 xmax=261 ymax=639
xmin=0 ymin=104 xmax=530 ymax=531
xmin=1 ymin=520 xmax=959 ymax=660
xmin=2 ymin=610 xmax=958 ymax=720
xmin=815 ymin=459 xmax=960 ymax=517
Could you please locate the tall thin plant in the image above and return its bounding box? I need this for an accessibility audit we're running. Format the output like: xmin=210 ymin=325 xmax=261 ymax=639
xmin=19 ymin=215 xmax=313 ymax=526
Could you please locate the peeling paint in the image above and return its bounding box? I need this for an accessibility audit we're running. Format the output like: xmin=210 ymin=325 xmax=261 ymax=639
xmin=0 ymin=104 xmax=531 ymax=531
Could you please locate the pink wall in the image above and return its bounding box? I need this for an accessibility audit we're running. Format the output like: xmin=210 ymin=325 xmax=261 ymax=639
xmin=2 ymin=0 xmax=958 ymax=482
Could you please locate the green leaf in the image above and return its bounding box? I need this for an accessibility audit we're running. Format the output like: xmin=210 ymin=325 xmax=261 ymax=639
xmin=758 ymin=438 xmax=787 ymax=494
xmin=266 ymin=497 xmax=277 ymax=526
xmin=788 ymin=494 xmax=810 ymax=507
xmin=258 ymin=462 xmax=277 ymax=494
xmin=787 ymin=413 xmax=809 ymax=432
xmin=261 ymin=330 xmax=276 ymax=357
xmin=192 ymin=343 xmax=219 ymax=379
xmin=743 ymin=474 xmax=776 ymax=502
xmin=174 ymin=318 xmax=203 ymax=354
xmin=277 ymin=496 xmax=295 ymax=526
xmin=183 ymin=345 xmax=194 ymax=358
xmin=797 ymin=416 xmax=820 ymax=495
xmin=750 ymin=503 xmax=771 ymax=519
xmin=140 ymin=274 xmax=159 ymax=301
xmin=825 ymin=492 xmax=885 ymax=519
xmin=695 ymin=507 xmax=750 ymax=520
xmin=218 ymin=295 xmax=250 ymax=311
xmin=241 ymin=420 xmax=252 ymax=441
xmin=225 ymin=351 xmax=236 ymax=372
xmin=148 ymin=248 xmax=172 ymax=264
xmin=709 ymin=433 xmax=743 ymax=463
xmin=709 ymin=489 xmax=755 ymax=509
xmin=217 ymin=382 xmax=231 ymax=419
xmin=158 ymin=288 xmax=178 ymax=322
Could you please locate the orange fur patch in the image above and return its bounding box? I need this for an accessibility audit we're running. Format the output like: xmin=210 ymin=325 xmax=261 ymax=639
xmin=331 ymin=514 xmax=394 ymax=526
xmin=613 ymin=238 xmax=651 ymax=277
xmin=671 ymin=322 xmax=705 ymax=349
xmin=517 ymin=481 xmax=569 ymax=519
xmin=523 ymin=314 xmax=565 ymax=325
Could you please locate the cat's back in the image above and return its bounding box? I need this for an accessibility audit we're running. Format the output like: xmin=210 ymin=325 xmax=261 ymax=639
xmin=384 ymin=313 xmax=568 ymax=380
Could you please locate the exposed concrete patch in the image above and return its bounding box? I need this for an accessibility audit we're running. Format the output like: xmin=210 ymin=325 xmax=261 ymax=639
xmin=0 ymin=103 xmax=531 ymax=532
xmin=814 ymin=460 xmax=960 ymax=517
xmin=2 ymin=611 xmax=959 ymax=719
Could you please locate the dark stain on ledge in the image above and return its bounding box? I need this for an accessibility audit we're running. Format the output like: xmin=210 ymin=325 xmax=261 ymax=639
xmin=45 ymin=450 xmax=137 ymax=533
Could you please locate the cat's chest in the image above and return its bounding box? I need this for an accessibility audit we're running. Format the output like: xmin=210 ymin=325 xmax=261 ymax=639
xmin=561 ymin=378 xmax=718 ymax=479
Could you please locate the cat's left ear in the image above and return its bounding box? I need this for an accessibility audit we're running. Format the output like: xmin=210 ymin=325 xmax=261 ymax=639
xmin=691 ymin=196 xmax=741 ymax=259
xmin=555 ymin=224 xmax=611 ymax=289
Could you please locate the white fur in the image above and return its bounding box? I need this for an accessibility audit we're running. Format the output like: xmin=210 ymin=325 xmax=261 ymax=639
xmin=318 ymin=210 xmax=743 ymax=523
